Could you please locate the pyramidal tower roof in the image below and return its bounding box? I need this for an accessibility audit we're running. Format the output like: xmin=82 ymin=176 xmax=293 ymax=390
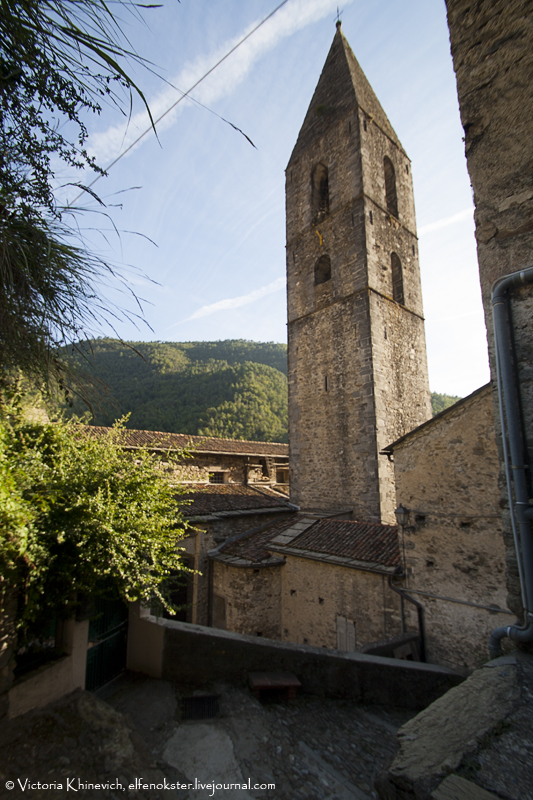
xmin=289 ymin=23 xmax=404 ymax=163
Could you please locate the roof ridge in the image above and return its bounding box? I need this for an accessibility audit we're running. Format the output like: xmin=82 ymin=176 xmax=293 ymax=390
xmin=82 ymin=425 xmax=288 ymax=449
xmin=269 ymin=516 xmax=318 ymax=546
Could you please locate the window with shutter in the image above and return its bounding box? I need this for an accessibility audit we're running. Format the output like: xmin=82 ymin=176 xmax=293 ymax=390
xmin=336 ymin=615 xmax=356 ymax=651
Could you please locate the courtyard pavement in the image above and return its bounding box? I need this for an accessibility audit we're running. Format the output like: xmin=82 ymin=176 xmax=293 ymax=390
xmin=98 ymin=672 xmax=413 ymax=800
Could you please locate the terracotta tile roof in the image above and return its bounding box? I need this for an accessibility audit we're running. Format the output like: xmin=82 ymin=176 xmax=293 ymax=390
xmin=183 ymin=484 xmax=293 ymax=517
xmin=217 ymin=516 xmax=299 ymax=562
xmin=282 ymin=519 xmax=401 ymax=568
xmin=82 ymin=426 xmax=289 ymax=458
xmin=216 ymin=515 xmax=400 ymax=570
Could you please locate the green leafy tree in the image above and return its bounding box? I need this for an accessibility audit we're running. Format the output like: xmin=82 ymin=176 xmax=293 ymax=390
xmin=0 ymin=0 xmax=156 ymax=383
xmin=0 ymin=388 xmax=191 ymax=632
xmin=431 ymin=391 xmax=461 ymax=416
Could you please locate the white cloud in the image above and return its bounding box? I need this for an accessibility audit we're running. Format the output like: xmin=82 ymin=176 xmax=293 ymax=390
xmin=418 ymin=207 xmax=474 ymax=236
xmin=173 ymin=276 xmax=286 ymax=326
xmin=89 ymin=0 xmax=353 ymax=165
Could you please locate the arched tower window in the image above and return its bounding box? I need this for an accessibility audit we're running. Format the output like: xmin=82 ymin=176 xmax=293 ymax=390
xmin=384 ymin=157 xmax=398 ymax=218
xmin=391 ymin=252 xmax=404 ymax=304
xmin=315 ymin=254 xmax=331 ymax=286
xmin=311 ymin=163 xmax=329 ymax=221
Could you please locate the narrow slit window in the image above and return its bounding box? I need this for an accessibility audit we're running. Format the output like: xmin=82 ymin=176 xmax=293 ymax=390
xmin=384 ymin=156 xmax=398 ymax=217
xmin=311 ymin=163 xmax=329 ymax=221
xmin=314 ymin=254 xmax=331 ymax=286
xmin=391 ymin=252 xmax=404 ymax=304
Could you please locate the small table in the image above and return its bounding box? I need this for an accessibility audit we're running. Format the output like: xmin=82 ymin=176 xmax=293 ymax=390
xmin=248 ymin=671 xmax=302 ymax=702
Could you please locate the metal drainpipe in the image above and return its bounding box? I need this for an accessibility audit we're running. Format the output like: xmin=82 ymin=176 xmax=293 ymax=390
xmin=489 ymin=265 xmax=533 ymax=658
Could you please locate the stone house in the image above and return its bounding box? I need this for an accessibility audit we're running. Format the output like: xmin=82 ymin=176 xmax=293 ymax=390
xmin=86 ymin=426 xmax=290 ymax=489
xmin=210 ymin=514 xmax=407 ymax=654
xmin=204 ymin=384 xmax=508 ymax=668
xmin=383 ymin=383 xmax=510 ymax=668
xmin=179 ymin=484 xmax=294 ymax=626
xmin=85 ymin=427 xmax=295 ymax=628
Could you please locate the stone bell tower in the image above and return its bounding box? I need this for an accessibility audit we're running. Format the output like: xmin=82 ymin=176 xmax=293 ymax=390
xmin=286 ymin=22 xmax=432 ymax=524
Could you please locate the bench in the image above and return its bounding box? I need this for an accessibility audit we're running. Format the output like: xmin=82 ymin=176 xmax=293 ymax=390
xmin=248 ymin=671 xmax=301 ymax=702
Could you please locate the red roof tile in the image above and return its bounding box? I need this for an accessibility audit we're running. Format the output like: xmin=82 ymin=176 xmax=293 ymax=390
xmin=284 ymin=519 xmax=401 ymax=568
xmin=218 ymin=516 xmax=299 ymax=561
xmin=184 ymin=484 xmax=292 ymax=517
xmin=217 ymin=515 xmax=400 ymax=569
xmin=83 ymin=426 xmax=289 ymax=458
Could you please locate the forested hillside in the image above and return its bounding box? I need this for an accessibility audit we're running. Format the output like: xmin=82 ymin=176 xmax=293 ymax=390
xmin=61 ymin=339 xmax=461 ymax=442
xmin=431 ymin=392 xmax=462 ymax=416
xmin=62 ymin=339 xmax=289 ymax=442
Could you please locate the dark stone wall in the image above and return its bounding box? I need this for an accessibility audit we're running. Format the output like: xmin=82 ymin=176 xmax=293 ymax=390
xmin=182 ymin=511 xmax=294 ymax=626
xmin=160 ymin=619 xmax=464 ymax=711
xmin=446 ymin=0 xmax=533 ymax=615
xmin=212 ymin=561 xmax=282 ymax=640
xmin=288 ymin=293 xmax=378 ymax=518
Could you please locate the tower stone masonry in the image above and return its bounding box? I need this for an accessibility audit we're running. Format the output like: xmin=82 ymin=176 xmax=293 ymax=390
xmin=286 ymin=23 xmax=432 ymax=524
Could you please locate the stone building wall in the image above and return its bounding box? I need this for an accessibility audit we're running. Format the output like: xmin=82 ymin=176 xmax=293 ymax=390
xmin=181 ymin=511 xmax=294 ymax=626
xmin=361 ymin=107 xmax=421 ymax=316
xmin=392 ymin=384 xmax=510 ymax=668
xmin=288 ymin=294 xmax=376 ymax=517
xmin=211 ymin=562 xmax=282 ymax=640
xmin=158 ymin=454 xmax=265 ymax=486
xmin=370 ymin=292 xmax=432 ymax=523
xmin=446 ymin=0 xmax=533 ymax=616
xmin=286 ymin=113 xmax=365 ymax=321
xmin=286 ymin=26 xmax=431 ymax=523
xmin=279 ymin=555 xmax=402 ymax=650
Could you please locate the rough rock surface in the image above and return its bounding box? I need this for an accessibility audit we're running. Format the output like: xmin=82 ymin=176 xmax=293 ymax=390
xmin=445 ymin=0 xmax=533 ymax=618
xmin=376 ymin=653 xmax=533 ymax=800
xmin=0 ymin=672 xmax=414 ymax=800
xmin=0 ymin=688 xmax=179 ymax=800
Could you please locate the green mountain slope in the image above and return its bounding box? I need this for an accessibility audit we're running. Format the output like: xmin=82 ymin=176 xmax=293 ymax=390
xmin=62 ymin=339 xmax=289 ymax=442
xmin=60 ymin=338 xmax=460 ymax=442
xmin=431 ymin=392 xmax=462 ymax=416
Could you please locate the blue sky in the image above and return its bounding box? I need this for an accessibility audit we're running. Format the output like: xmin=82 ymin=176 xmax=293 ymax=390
xmin=62 ymin=0 xmax=490 ymax=398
